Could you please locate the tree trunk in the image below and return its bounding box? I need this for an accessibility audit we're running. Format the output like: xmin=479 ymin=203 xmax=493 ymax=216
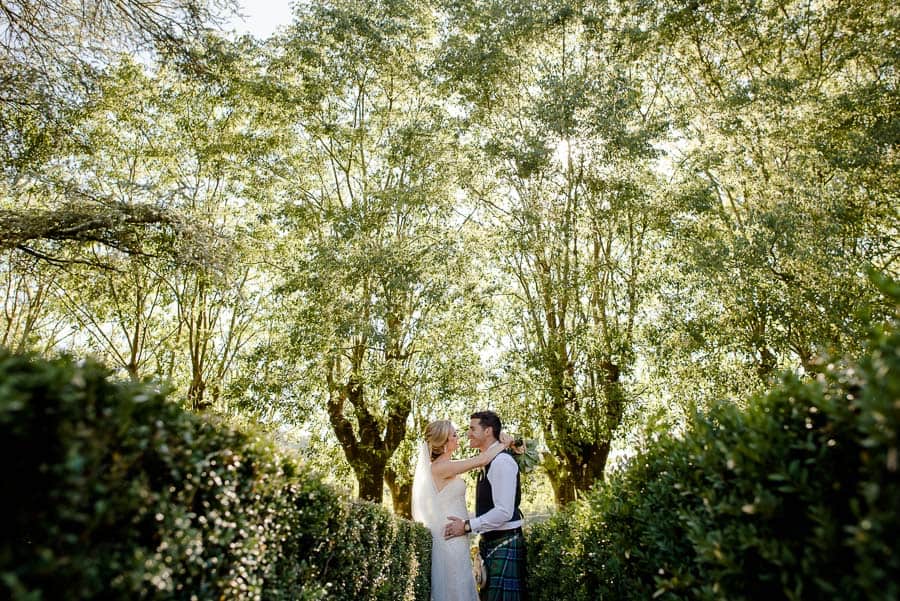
xmin=552 ymin=480 xmax=577 ymax=506
xmin=542 ymin=359 xmax=623 ymax=507
xmin=544 ymin=440 xmax=611 ymax=506
xmin=351 ymin=453 xmax=387 ymax=503
xmin=544 ymin=455 xmax=577 ymax=506
xmin=385 ymin=466 xmax=412 ymax=518
xmin=756 ymin=344 xmax=777 ymax=382
xmin=189 ymin=377 xmax=210 ymax=411
xmin=543 ymin=354 xmax=582 ymax=507
xmin=574 ymin=442 xmax=610 ymax=494
xmin=325 ymin=358 xmax=411 ymax=507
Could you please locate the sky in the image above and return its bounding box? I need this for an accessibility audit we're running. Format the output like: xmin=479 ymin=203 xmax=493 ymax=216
xmin=226 ymin=0 xmax=295 ymax=39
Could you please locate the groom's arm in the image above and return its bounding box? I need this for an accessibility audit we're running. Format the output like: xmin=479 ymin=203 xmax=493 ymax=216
xmin=468 ymin=453 xmax=520 ymax=534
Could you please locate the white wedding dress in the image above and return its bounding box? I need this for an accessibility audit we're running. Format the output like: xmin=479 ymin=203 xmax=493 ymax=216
xmin=412 ymin=444 xmax=479 ymax=601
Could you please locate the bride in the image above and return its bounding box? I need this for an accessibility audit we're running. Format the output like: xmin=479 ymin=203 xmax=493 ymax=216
xmin=411 ymin=420 xmax=512 ymax=601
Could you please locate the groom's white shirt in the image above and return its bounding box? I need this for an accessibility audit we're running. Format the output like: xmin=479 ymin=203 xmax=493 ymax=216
xmin=468 ymin=442 xmax=524 ymax=534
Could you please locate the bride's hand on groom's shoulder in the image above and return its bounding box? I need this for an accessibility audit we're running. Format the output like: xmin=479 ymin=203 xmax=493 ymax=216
xmin=500 ymin=432 xmax=514 ymax=447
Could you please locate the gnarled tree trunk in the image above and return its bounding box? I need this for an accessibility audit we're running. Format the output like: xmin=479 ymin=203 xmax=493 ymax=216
xmin=385 ymin=466 xmax=412 ymax=518
xmin=325 ymin=349 xmax=410 ymax=505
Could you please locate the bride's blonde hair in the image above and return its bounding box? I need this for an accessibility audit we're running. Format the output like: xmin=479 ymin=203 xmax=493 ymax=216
xmin=424 ymin=420 xmax=453 ymax=461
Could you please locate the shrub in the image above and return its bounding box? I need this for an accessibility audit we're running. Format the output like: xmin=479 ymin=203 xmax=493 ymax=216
xmin=0 ymin=351 xmax=430 ymax=600
xmin=528 ymin=286 xmax=899 ymax=600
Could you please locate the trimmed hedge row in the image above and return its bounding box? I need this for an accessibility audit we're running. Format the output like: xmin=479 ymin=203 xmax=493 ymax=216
xmin=528 ymin=293 xmax=899 ymax=599
xmin=0 ymin=351 xmax=430 ymax=600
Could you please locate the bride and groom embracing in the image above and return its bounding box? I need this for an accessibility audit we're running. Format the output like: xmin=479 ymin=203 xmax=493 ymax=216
xmin=411 ymin=410 xmax=528 ymax=601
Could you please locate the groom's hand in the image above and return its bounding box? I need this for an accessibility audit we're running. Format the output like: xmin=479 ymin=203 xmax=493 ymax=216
xmin=444 ymin=516 xmax=466 ymax=539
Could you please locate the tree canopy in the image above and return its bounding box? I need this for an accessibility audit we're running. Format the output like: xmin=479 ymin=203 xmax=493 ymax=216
xmin=2 ymin=0 xmax=896 ymax=509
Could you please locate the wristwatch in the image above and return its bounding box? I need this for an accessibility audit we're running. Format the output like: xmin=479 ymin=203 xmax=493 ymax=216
xmin=463 ymin=519 xmax=471 ymax=533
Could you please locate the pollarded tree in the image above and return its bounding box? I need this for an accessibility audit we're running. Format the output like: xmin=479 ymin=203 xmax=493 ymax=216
xmin=268 ymin=0 xmax=484 ymax=509
xmin=443 ymin=0 xmax=666 ymax=505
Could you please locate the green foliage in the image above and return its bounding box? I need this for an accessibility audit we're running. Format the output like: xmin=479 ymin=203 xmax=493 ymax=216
xmin=528 ymin=284 xmax=900 ymax=600
xmin=0 ymin=350 xmax=430 ymax=600
xmin=1 ymin=0 xmax=894 ymax=527
xmin=510 ymin=439 xmax=542 ymax=474
xmin=646 ymin=0 xmax=898 ymax=398
xmin=254 ymin=0 xmax=490 ymax=508
xmin=455 ymin=1 xmax=665 ymax=504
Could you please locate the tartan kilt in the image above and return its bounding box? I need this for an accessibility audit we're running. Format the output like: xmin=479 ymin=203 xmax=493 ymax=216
xmin=479 ymin=530 xmax=527 ymax=601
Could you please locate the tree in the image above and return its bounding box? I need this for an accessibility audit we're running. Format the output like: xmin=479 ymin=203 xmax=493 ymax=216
xmin=0 ymin=0 xmax=234 ymax=262
xmin=645 ymin=0 xmax=899 ymax=400
xmin=3 ymin=41 xmax=277 ymax=406
xmin=443 ymin=0 xmax=666 ymax=505
xmin=267 ymin=0 xmax=484 ymax=510
xmin=0 ymin=250 xmax=68 ymax=353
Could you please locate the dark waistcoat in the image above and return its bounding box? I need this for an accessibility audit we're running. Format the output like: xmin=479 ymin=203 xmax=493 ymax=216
xmin=475 ymin=452 xmax=523 ymax=521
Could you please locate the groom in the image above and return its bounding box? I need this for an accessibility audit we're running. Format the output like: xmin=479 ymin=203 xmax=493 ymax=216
xmin=445 ymin=410 xmax=527 ymax=601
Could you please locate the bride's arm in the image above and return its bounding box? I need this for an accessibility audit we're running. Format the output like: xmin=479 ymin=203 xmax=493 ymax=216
xmin=432 ymin=434 xmax=513 ymax=480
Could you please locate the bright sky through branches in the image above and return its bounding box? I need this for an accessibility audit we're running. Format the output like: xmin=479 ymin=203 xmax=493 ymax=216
xmin=227 ymin=0 xmax=294 ymax=39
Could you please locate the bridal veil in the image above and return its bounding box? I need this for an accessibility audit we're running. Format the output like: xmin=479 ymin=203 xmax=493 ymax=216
xmin=411 ymin=441 xmax=439 ymax=532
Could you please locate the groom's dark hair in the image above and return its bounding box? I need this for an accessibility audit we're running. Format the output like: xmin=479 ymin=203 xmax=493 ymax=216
xmin=471 ymin=410 xmax=501 ymax=440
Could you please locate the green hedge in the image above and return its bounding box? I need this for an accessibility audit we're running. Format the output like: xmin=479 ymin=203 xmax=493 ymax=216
xmin=528 ymin=289 xmax=899 ymax=600
xmin=0 ymin=351 xmax=430 ymax=600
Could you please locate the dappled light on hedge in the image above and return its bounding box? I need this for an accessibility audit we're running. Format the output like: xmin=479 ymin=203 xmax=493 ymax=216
xmin=0 ymin=352 xmax=430 ymax=600
xmin=527 ymin=279 xmax=899 ymax=600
